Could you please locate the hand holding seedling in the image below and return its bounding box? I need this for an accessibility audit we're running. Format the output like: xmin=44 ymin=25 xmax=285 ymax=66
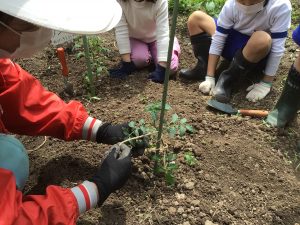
xmin=96 ymin=122 xmax=130 ymax=144
xmin=90 ymin=144 xmax=132 ymax=206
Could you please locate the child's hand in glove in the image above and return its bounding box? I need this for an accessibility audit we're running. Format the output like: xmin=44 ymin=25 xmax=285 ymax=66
xmin=246 ymin=81 xmax=271 ymax=102
xmin=199 ymin=76 xmax=215 ymax=95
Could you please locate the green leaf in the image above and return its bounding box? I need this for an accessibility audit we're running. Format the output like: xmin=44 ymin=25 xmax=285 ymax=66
xmin=139 ymin=119 xmax=145 ymax=125
xmin=205 ymin=1 xmax=216 ymax=11
xmin=164 ymin=103 xmax=171 ymax=111
xmin=150 ymin=112 xmax=157 ymax=122
xmin=166 ymin=153 xmax=177 ymax=161
xmin=134 ymin=129 xmax=140 ymax=137
xmin=140 ymin=126 xmax=146 ymax=134
xmin=168 ymin=127 xmax=177 ymax=138
xmin=76 ymin=52 xmax=85 ymax=59
xmin=180 ymin=118 xmax=187 ymax=124
xmin=123 ymin=130 xmax=129 ymax=137
xmin=165 ymin=172 xmax=175 ymax=186
xmin=179 ymin=126 xmax=187 ymax=136
xmin=154 ymin=165 xmax=165 ymax=174
xmin=186 ymin=124 xmax=194 ymax=133
xmin=167 ymin=162 xmax=178 ymax=171
xmin=184 ymin=152 xmax=198 ymax=166
xmin=128 ymin=121 xmax=135 ymax=128
xmin=171 ymin=113 xmax=179 ymax=123
xmin=151 ymin=154 xmax=161 ymax=162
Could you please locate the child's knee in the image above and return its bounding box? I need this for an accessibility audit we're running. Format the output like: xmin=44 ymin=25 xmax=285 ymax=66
xmin=188 ymin=11 xmax=208 ymax=25
xmin=249 ymin=31 xmax=272 ymax=53
xmin=131 ymin=57 xmax=150 ymax=69
xmin=0 ymin=135 xmax=29 ymax=190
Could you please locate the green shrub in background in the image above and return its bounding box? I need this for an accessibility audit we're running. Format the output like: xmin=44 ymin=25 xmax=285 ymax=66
xmin=168 ymin=0 xmax=201 ymax=14
xmin=291 ymin=1 xmax=300 ymax=29
xmin=168 ymin=0 xmax=226 ymax=16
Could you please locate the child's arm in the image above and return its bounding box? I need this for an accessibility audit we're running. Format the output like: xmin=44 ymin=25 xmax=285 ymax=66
xmin=110 ymin=11 xmax=136 ymax=78
xmin=115 ymin=12 xmax=131 ymax=57
xmin=207 ymin=0 xmax=235 ymax=77
xmin=246 ymin=2 xmax=291 ymax=102
xmin=155 ymin=0 xmax=169 ymax=65
xmin=263 ymin=3 xmax=291 ymax=79
xmin=207 ymin=54 xmax=220 ymax=76
xmin=199 ymin=0 xmax=234 ymax=94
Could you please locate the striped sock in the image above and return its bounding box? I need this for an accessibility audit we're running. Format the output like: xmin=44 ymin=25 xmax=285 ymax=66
xmin=71 ymin=181 xmax=99 ymax=214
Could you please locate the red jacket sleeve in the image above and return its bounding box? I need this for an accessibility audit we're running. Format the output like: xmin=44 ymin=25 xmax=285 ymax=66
xmin=0 ymin=59 xmax=102 ymax=141
xmin=0 ymin=168 xmax=79 ymax=225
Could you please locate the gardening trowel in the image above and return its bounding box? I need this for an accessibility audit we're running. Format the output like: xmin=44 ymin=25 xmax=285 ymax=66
xmin=57 ymin=47 xmax=74 ymax=96
xmin=207 ymin=99 xmax=268 ymax=118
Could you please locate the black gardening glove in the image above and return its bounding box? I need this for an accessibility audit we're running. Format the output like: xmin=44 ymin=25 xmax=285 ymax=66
xmin=96 ymin=122 xmax=129 ymax=144
xmin=130 ymin=130 xmax=150 ymax=157
xmin=96 ymin=122 xmax=149 ymax=155
xmin=90 ymin=144 xmax=132 ymax=206
xmin=109 ymin=61 xmax=136 ymax=78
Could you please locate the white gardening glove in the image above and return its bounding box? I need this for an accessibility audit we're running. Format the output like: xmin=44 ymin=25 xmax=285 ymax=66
xmin=199 ymin=76 xmax=215 ymax=95
xmin=246 ymin=81 xmax=271 ymax=102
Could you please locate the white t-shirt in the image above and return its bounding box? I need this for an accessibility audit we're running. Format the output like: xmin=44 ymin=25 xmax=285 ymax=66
xmin=115 ymin=0 xmax=169 ymax=62
xmin=210 ymin=0 xmax=292 ymax=76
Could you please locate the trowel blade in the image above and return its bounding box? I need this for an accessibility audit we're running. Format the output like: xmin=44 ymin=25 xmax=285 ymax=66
xmin=207 ymin=99 xmax=238 ymax=115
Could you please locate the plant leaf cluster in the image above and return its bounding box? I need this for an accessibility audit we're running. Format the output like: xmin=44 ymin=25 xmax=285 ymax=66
xmin=123 ymin=102 xmax=196 ymax=186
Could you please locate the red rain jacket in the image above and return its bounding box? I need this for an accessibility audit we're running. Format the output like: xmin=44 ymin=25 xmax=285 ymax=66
xmin=0 ymin=58 xmax=98 ymax=224
xmin=0 ymin=168 xmax=79 ymax=225
xmin=0 ymin=58 xmax=89 ymax=139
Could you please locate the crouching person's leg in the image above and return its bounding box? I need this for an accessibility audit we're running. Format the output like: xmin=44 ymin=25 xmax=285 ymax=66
xmin=0 ymin=135 xmax=29 ymax=190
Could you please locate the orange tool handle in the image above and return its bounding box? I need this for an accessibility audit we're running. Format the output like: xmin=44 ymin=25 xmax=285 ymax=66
xmin=238 ymin=109 xmax=269 ymax=118
xmin=56 ymin=47 xmax=69 ymax=76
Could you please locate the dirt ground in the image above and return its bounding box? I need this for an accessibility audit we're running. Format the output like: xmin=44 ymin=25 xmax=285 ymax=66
xmin=16 ymin=15 xmax=300 ymax=225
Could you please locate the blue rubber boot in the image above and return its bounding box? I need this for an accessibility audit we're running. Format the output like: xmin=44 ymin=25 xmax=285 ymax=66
xmin=0 ymin=135 xmax=29 ymax=190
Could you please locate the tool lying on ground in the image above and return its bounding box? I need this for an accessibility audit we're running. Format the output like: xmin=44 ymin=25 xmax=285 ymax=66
xmin=57 ymin=47 xmax=74 ymax=96
xmin=207 ymin=99 xmax=268 ymax=118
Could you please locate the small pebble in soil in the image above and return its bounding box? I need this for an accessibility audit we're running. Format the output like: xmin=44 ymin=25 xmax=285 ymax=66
xmin=182 ymin=221 xmax=190 ymax=225
xmin=268 ymin=169 xmax=277 ymax=176
xmin=205 ymin=220 xmax=219 ymax=225
xmin=199 ymin=212 xmax=207 ymax=217
xmin=175 ymin=193 xmax=186 ymax=200
xmin=191 ymin=199 xmax=200 ymax=206
xmin=177 ymin=207 xmax=184 ymax=214
xmin=185 ymin=182 xmax=195 ymax=190
xmin=168 ymin=207 xmax=177 ymax=215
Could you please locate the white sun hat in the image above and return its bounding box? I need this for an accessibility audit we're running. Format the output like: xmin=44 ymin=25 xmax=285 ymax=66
xmin=0 ymin=0 xmax=122 ymax=34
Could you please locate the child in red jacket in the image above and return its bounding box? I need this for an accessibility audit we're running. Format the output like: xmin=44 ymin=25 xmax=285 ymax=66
xmin=0 ymin=0 xmax=146 ymax=224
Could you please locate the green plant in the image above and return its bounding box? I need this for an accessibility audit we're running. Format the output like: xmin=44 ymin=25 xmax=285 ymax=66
xmin=168 ymin=0 xmax=225 ymax=16
xmin=152 ymin=153 xmax=178 ymax=185
xmin=121 ymin=102 xmax=195 ymax=186
xmin=169 ymin=0 xmax=201 ymax=14
xmin=199 ymin=0 xmax=225 ymax=17
xmin=74 ymin=36 xmax=109 ymax=95
xmin=291 ymin=2 xmax=300 ymax=28
xmin=184 ymin=152 xmax=198 ymax=166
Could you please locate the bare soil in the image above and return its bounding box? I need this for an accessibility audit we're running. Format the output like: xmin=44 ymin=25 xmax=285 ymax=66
xmin=16 ymin=16 xmax=300 ymax=225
